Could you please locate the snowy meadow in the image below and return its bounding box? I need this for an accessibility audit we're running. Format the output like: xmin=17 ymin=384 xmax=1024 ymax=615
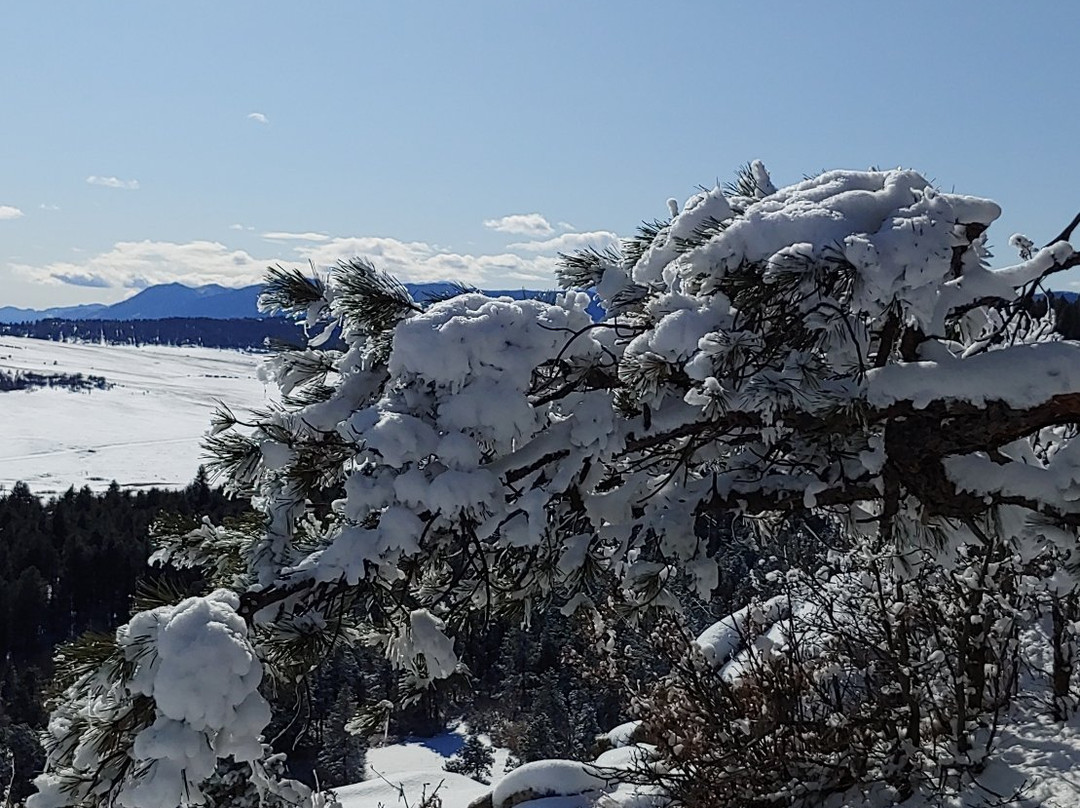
xmin=0 ymin=337 xmax=271 ymax=495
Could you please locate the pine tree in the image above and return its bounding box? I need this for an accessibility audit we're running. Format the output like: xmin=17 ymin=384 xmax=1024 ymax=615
xmin=517 ymin=711 xmax=558 ymax=764
xmin=0 ymin=723 xmax=45 ymax=805
xmin=29 ymin=164 xmax=1080 ymax=808
xmin=316 ymin=690 xmax=368 ymax=788
xmin=443 ymin=734 xmax=494 ymax=784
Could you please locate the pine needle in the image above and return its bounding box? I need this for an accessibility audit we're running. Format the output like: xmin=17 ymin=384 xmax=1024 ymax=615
xmin=260 ymin=265 xmax=326 ymax=317
xmin=330 ymin=259 xmax=421 ymax=335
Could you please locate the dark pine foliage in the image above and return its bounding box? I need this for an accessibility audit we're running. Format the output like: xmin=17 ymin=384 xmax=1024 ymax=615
xmin=0 ymin=370 xmax=109 ymax=393
xmin=0 ymin=317 xmax=312 ymax=350
xmin=0 ymin=473 xmax=250 ymax=801
xmin=1045 ymin=292 xmax=1080 ymax=340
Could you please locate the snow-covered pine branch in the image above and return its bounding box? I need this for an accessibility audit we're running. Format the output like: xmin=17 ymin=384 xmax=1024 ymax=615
xmin=30 ymin=162 xmax=1080 ymax=807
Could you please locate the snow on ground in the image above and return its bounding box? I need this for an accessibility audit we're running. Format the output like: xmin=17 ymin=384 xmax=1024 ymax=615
xmin=492 ymin=760 xmax=608 ymax=807
xmin=0 ymin=336 xmax=271 ymax=495
xmin=818 ymin=707 xmax=1080 ymax=808
xmin=336 ymin=727 xmax=510 ymax=808
xmin=335 ymin=770 xmax=488 ymax=808
xmin=979 ymin=708 xmax=1080 ymax=808
xmin=332 ymin=710 xmax=1080 ymax=808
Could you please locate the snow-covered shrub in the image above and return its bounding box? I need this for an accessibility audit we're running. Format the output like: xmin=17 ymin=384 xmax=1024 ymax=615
xmin=199 ymin=754 xmax=310 ymax=808
xmin=491 ymin=759 xmax=610 ymax=808
xmin=28 ymin=591 xmax=280 ymax=808
xmin=628 ymin=530 xmax=1036 ymax=805
xmin=31 ymin=161 xmax=1080 ymax=806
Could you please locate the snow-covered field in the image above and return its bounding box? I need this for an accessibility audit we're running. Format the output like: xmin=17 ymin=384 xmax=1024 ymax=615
xmin=337 ymin=728 xmax=510 ymax=808
xmin=0 ymin=336 xmax=272 ymax=495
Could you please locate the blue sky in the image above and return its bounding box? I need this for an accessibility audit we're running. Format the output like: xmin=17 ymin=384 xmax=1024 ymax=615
xmin=3 ymin=1 xmax=1080 ymax=307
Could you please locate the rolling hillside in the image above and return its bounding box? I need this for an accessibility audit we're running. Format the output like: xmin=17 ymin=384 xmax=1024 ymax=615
xmin=0 ymin=336 xmax=271 ymax=494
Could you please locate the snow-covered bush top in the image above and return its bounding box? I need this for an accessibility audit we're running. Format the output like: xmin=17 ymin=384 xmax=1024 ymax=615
xmin=492 ymin=759 xmax=610 ymax=807
xmin=30 ymin=591 xmax=273 ymax=808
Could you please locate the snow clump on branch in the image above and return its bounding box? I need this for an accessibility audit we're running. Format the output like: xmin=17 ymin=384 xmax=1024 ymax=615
xmin=30 ymin=591 xmax=272 ymax=808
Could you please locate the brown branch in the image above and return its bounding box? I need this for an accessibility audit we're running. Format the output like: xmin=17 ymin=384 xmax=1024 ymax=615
xmin=947 ymin=252 xmax=1080 ymax=320
xmin=238 ymin=577 xmax=318 ymax=622
xmin=922 ymin=394 xmax=1080 ymax=457
xmin=950 ymin=222 xmax=989 ymax=279
xmin=882 ymin=393 xmax=1080 ymax=518
xmin=701 ymin=480 xmax=882 ymax=517
xmin=874 ymin=312 xmax=901 ymax=368
xmin=502 ymin=449 xmax=571 ymax=485
xmin=239 ymin=387 xmax=1080 ymax=625
xmin=623 ymin=413 xmax=770 ymax=455
xmin=529 ymin=367 xmax=620 ymax=408
xmin=1027 ymin=251 xmax=1080 ymax=286
xmin=899 ymin=326 xmax=925 ymax=362
xmin=1047 ymin=210 xmax=1080 ymax=247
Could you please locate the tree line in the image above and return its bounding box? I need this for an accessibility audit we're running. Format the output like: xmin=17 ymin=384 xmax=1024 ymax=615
xmin=0 ymin=474 xmax=249 ymax=802
xmin=0 ymin=370 xmax=109 ymax=393
xmin=0 ymin=318 xmax=308 ymax=351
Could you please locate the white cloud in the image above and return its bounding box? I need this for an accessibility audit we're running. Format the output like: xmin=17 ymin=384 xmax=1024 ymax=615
xmin=39 ymin=203 xmax=61 ymax=211
xmin=12 ymin=240 xmax=271 ymax=290
xmin=508 ymin=230 xmax=619 ymax=253
xmin=247 ymin=112 xmax=269 ymax=124
xmin=87 ymin=176 xmax=140 ymax=190
xmin=12 ymin=234 xmax=563 ymax=294
xmin=262 ymin=231 xmax=330 ymax=242
xmin=0 ymin=205 xmax=24 ymax=220
xmin=294 ymin=237 xmax=559 ymax=286
xmin=483 ymin=213 xmax=554 ymax=237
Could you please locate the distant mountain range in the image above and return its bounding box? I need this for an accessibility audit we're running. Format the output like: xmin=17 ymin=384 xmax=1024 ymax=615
xmin=0 ymin=283 xmax=264 ymax=323
xmin=0 ymin=282 xmax=564 ymax=324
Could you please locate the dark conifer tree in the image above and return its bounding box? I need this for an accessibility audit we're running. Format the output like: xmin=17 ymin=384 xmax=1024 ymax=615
xmin=444 ymin=734 xmax=494 ymax=784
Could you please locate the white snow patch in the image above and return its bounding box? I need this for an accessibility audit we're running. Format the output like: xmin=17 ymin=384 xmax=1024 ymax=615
xmin=866 ymin=341 xmax=1080 ymax=411
xmin=493 ymin=760 xmax=611 ymax=808
xmin=336 ymin=727 xmax=511 ymax=808
xmin=0 ymin=336 xmax=271 ymax=494
xmin=695 ymin=594 xmax=790 ymax=667
xmin=604 ymin=721 xmax=641 ymax=749
xmin=335 ymin=770 xmax=487 ymax=808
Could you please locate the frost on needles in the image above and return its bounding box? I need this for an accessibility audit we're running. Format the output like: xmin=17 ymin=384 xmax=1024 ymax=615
xmin=29 ymin=162 xmax=1080 ymax=807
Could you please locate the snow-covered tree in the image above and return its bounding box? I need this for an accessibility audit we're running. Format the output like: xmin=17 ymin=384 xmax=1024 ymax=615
xmin=30 ymin=163 xmax=1080 ymax=807
xmin=443 ymin=733 xmax=494 ymax=784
